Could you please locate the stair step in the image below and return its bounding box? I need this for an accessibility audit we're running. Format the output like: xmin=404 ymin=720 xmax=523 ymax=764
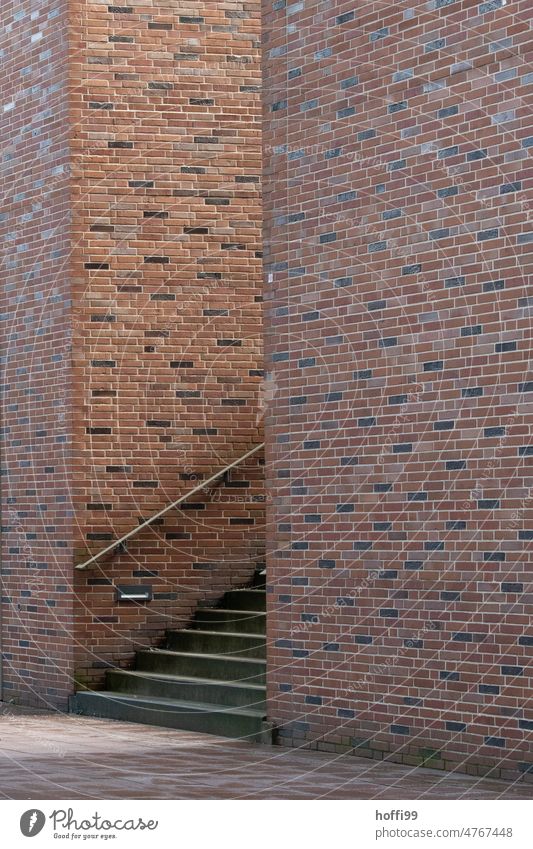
xmin=135 ymin=649 xmax=266 ymax=685
xmin=70 ymin=691 xmax=266 ymax=741
xmin=165 ymin=629 xmax=266 ymax=659
xmin=193 ymin=608 xmax=266 ymax=634
xmin=107 ymin=669 xmax=266 ymax=711
xmin=222 ymin=589 xmax=266 ymax=611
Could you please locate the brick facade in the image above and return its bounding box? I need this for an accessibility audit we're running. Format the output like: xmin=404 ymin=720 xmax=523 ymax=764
xmin=1 ymin=0 xmax=263 ymax=703
xmin=2 ymin=0 xmax=532 ymax=784
xmin=263 ymin=0 xmax=533 ymax=780
xmin=69 ymin=0 xmax=263 ymax=687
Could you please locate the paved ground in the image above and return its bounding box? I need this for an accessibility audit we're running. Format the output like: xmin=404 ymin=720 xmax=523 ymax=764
xmin=0 ymin=709 xmax=530 ymax=800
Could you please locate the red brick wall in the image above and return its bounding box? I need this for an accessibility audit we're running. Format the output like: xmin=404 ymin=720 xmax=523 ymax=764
xmin=263 ymin=0 xmax=533 ymax=780
xmin=74 ymin=451 xmax=265 ymax=688
xmin=0 ymin=0 xmax=74 ymax=708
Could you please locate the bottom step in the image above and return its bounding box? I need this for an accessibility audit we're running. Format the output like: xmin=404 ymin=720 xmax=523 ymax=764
xmin=70 ymin=691 xmax=269 ymax=742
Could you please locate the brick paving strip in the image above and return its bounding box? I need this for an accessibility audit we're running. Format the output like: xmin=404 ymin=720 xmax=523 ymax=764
xmin=0 ymin=712 xmax=530 ymax=800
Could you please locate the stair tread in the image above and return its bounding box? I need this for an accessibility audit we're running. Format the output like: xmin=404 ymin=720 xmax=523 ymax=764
xmin=112 ymin=669 xmax=265 ymax=691
xmin=76 ymin=690 xmax=265 ymax=718
xmin=144 ymin=649 xmax=266 ymax=665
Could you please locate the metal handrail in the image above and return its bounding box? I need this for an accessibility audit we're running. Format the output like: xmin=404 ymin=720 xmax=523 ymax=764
xmin=75 ymin=442 xmax=265 ymax=571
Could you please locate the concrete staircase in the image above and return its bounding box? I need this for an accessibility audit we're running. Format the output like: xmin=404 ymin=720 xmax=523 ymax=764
xmin=70 ymin=573 xmax=270 ymax=742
